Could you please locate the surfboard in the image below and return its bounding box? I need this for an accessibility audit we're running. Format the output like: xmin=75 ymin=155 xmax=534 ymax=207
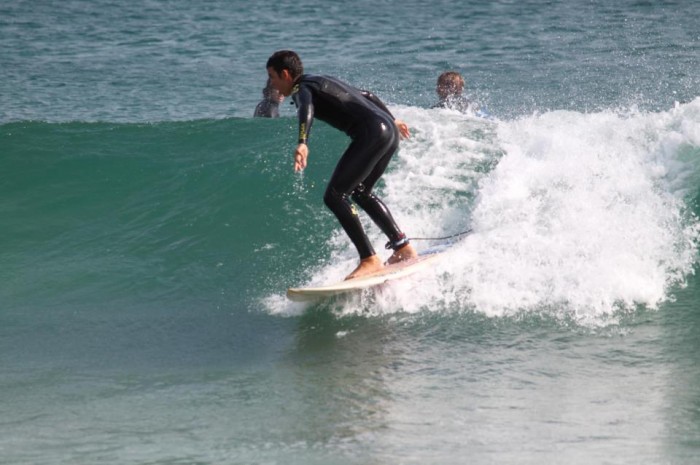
xmin=286 ymin=250 xmax=447 ymax=302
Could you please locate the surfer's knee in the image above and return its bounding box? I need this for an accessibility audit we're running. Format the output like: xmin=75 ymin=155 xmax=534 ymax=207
xmin=323 ymin=186 xmax=349 ymax=211
xmin=350 ymin=183 xmax=373 ymax=206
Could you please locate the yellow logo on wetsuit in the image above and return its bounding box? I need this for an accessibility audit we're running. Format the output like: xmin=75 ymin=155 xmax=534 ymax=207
xmin=350 ymin=204 xmax=359 ymax=216
xmin=291 ymin=84 xmax=300 ymax=95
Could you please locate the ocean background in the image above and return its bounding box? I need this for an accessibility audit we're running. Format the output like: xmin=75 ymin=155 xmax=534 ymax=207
xmin=2 ymin=0 xmax=700 ymax=463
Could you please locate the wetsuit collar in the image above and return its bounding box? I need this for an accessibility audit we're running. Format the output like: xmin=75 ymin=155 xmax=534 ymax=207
xmin=290 ymin=75 xmax=304 ymax=95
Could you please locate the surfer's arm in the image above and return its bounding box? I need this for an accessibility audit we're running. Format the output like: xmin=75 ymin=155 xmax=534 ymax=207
xmin=360 ymin=90 xmax=410 ymax=139
xmin=293 ymin=85 xmax=314 ymax=145
xmin=291 ymin=85 xmax=314 ymax=171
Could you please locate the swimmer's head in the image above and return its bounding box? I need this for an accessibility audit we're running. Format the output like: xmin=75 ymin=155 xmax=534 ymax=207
xmin=266 ymin=50 xmax=304 ymax=97
xmin=436 ymin=71 xmax=465 ymax=100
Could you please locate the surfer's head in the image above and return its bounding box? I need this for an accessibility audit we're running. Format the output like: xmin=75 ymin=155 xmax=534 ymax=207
xmin=436 ymin=71 xmax=465 ymax=100
xmin=266 ymin=50 xmax=303 ymax=97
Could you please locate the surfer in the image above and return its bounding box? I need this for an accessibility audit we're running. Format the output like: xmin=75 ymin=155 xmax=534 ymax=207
xmin=266 ymin=50 xmax=417 ymax=280
xmin=253 ymin=79 xmax=284 ymax=118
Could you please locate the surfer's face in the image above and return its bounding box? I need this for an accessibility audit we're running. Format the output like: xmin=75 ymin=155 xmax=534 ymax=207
xmin=267 ymin=67 xmax=294 ymax=97
xmin=437 ymin=81 xmax=462 ymax=100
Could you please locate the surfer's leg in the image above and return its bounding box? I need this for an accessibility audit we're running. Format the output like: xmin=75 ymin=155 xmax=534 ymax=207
xmin=323 ymin=182 xmax=383 ymax=280
xmin=350 ymin=124 xmax=418 ymax=264
xmin=324 ymin=137 xmax=385 ymax=279
xmin=324 ymin=119 xmax=396 ymax=258
xmin=349 ymin=121 xmax=403 ymax=237
xmin=323 ymin=182 xmax=375 ymax=259
xmin=351 ymin=186 xmax=417 ymax=264
xmin=325 ymin=117 xmax=418 ymax=277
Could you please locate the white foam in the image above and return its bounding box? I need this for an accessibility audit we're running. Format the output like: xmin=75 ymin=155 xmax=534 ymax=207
xmin=265 ymin=99 xmax=700 ymax=321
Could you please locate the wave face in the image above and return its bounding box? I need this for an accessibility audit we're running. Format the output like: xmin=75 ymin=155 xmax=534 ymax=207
xmin=1 ymin=118 xmax=307 ymax=313
xmin=4 ymin=100 xmax=699 ymax=322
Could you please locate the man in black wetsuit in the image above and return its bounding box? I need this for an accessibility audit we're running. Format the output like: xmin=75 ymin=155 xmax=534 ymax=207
xmin=266 ymin=50 xmax=417 ymax=279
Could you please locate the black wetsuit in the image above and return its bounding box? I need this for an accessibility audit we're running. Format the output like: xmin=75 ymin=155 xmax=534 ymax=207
xmin=291 ymin=74 xmax=407 ymax=258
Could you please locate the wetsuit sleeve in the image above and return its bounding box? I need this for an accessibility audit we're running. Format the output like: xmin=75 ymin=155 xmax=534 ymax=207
xmin=293 ymin=85 xmax=314 ymax=144
xmin=360 ymin=90 xmax=395 ymax=119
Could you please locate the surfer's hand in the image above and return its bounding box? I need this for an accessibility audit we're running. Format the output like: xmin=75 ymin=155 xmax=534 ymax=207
xmin=294 ymin=143 xmax=308 ymax=172
xmin=395 ymin=119 xmax=410 ymax=139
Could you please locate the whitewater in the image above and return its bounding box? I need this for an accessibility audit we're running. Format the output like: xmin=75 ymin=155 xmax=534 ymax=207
xmin=268 ymin=99 xmax=700 ymax=321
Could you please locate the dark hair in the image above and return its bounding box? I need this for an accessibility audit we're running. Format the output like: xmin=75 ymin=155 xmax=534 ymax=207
xmin=437 ymin=71 xmax=465 ymax=94
xmin=266 ymin=50 xmax=304 ymax=79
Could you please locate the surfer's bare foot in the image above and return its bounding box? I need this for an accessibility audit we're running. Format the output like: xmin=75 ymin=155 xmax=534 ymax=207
xmin=345 ymin=255 xmax=383 ymax=280
xmin=386 ymin=243 xmax=418 ymax=265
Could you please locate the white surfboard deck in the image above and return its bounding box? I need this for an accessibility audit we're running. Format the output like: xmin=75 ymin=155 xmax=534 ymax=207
xmin=286 ymin=250 xmax=446 ymax=302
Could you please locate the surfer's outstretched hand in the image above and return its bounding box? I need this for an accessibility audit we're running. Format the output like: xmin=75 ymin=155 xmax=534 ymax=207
xmin=294 ymin=143 xmax=308 ymax=171
xmin=395 ymin=119 xmax=410 ymax=139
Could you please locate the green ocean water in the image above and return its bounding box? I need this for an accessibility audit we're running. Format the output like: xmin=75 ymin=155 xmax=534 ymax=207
xmin=2 ymin=0 xmax=700 ymax=464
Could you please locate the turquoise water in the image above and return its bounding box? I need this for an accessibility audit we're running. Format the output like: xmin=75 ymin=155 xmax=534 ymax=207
xmin=2 ymin=1 xmax=700 ymax=464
